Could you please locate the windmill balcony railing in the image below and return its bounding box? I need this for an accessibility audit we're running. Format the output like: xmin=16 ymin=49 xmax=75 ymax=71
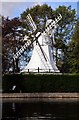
xmin=21 ymin=67 xmax=60 ymax=73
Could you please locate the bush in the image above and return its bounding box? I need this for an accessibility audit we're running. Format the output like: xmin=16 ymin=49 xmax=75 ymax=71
xmin=2 ymin=73 xmax=79 ymax=93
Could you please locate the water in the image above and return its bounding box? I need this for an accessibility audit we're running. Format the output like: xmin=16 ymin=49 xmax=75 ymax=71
xmin=2 ymin=98 xmax=79 ymax=120
xmin=0 ymin=99 xmax=2 ymax=120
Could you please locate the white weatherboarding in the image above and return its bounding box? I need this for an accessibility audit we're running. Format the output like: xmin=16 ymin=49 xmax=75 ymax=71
xmin=13 ymin=14 xmax=62 ymax=73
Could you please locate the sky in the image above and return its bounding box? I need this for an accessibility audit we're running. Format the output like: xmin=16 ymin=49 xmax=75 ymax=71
xmin=1 ymin=0 xmax=79 ymax=19
xmin=0 ymin=0 xmax=79 ymax=70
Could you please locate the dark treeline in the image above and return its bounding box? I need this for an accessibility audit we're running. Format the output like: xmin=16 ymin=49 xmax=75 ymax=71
xmin=2 ymin=4 xmax=79 ymax=74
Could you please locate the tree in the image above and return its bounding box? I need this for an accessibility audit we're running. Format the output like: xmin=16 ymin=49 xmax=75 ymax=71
xmin=2 ymin=4 xmax=76 ymax=73
xmin=2 ymin=17 xmax=24 ymax=73
xmin=21 ymin=5 xmax=76 ymax=73
xmin=53 ymin=5 xmax=76 ymax=72
xmin=68 ymin=20 xmax=79 ymax=73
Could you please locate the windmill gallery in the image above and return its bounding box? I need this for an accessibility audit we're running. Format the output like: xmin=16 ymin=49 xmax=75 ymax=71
xmin=13 ymin=13 xmax=62 ymax=73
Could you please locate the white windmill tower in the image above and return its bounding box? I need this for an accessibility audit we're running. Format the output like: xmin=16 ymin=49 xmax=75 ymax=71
xmin=13 ymin=13 xmax=62 ymax=73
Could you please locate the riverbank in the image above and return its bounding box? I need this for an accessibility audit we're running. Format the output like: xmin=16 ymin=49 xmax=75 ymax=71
xmin=0 ymin=93 xmax=79 ymax=98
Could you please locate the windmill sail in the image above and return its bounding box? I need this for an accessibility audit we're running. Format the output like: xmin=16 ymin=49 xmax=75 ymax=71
xmin=13 ymin=32 xmax=41 ymax=60
xmin=13 ymin=13 xmax=62 ymax=60
xmin=26 ymin=14 xmax=37 ymax=32
xmin=13 ymin=13 xmax=62 ymax=73
xmin=13 ymin=37 xmax=31 ymax=60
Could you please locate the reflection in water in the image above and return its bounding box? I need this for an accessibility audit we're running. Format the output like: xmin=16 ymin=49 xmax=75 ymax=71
xmin=0 ymin=100 xmax=2 ymax=120
xmin=2 ymin=99 xmax=79 ymax=120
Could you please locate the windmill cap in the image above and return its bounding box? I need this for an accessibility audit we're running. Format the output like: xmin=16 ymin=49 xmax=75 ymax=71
xmin=46 ymin=19 xmax=53 ymax=27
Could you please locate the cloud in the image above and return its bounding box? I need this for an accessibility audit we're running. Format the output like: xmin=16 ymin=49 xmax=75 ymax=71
xmin=1 ymin=2 xmax=35 ymax=18
xmin=1 ymin=0 xmax=41 ymax=1
xmin=1 ymin=1 xmax=45 ymax=18
xmin=2 ymin=2 xmax=15 ymax=18
xmin=1 ymin=1 xmax=77 ymax=18
xmin=34 ymin=1 xmax=43 ymax=6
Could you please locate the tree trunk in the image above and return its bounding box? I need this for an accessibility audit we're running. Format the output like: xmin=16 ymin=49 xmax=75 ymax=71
xmin=56 ymin=48 xmax=58 ymax=65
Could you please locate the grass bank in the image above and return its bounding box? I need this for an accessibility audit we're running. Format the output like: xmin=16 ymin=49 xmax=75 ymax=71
xmin=2 ymin=73 xmax=79 ymax=93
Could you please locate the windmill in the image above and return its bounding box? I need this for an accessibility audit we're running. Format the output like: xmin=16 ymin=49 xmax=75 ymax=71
xmin=13 ymin=13 xmax=62 ymax=73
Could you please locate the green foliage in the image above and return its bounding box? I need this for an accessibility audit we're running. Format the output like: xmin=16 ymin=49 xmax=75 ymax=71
xmin=2 ymin=4 xmax=77 ymax=74
xmin=20 ymin=4 xmax=76 ymax=73
xmin=2 ymin=17 xmax=24 ymax=73
xmin=68 ymin=21 xmax=79 ymax=73
xmin=2 ymin=16 xmax=31 ymax=73
xmin=21 ymin=4 xmax=53 ymax=31
xmin=54 ymin=5 xmax=76 ymax=72
xmin=2 ymin=74 xmax=79 ymax=93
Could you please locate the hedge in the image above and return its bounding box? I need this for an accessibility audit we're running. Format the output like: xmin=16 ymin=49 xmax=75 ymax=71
xmin=2 ymin=73 xmax=79 ymax=93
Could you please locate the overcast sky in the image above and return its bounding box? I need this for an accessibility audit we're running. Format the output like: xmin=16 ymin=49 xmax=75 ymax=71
xmin=1 ymin=0 xmax=78 ymax=18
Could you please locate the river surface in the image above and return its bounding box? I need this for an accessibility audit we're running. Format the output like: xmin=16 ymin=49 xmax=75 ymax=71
xmin=1 ymin=98 xmax=79 ymax=120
